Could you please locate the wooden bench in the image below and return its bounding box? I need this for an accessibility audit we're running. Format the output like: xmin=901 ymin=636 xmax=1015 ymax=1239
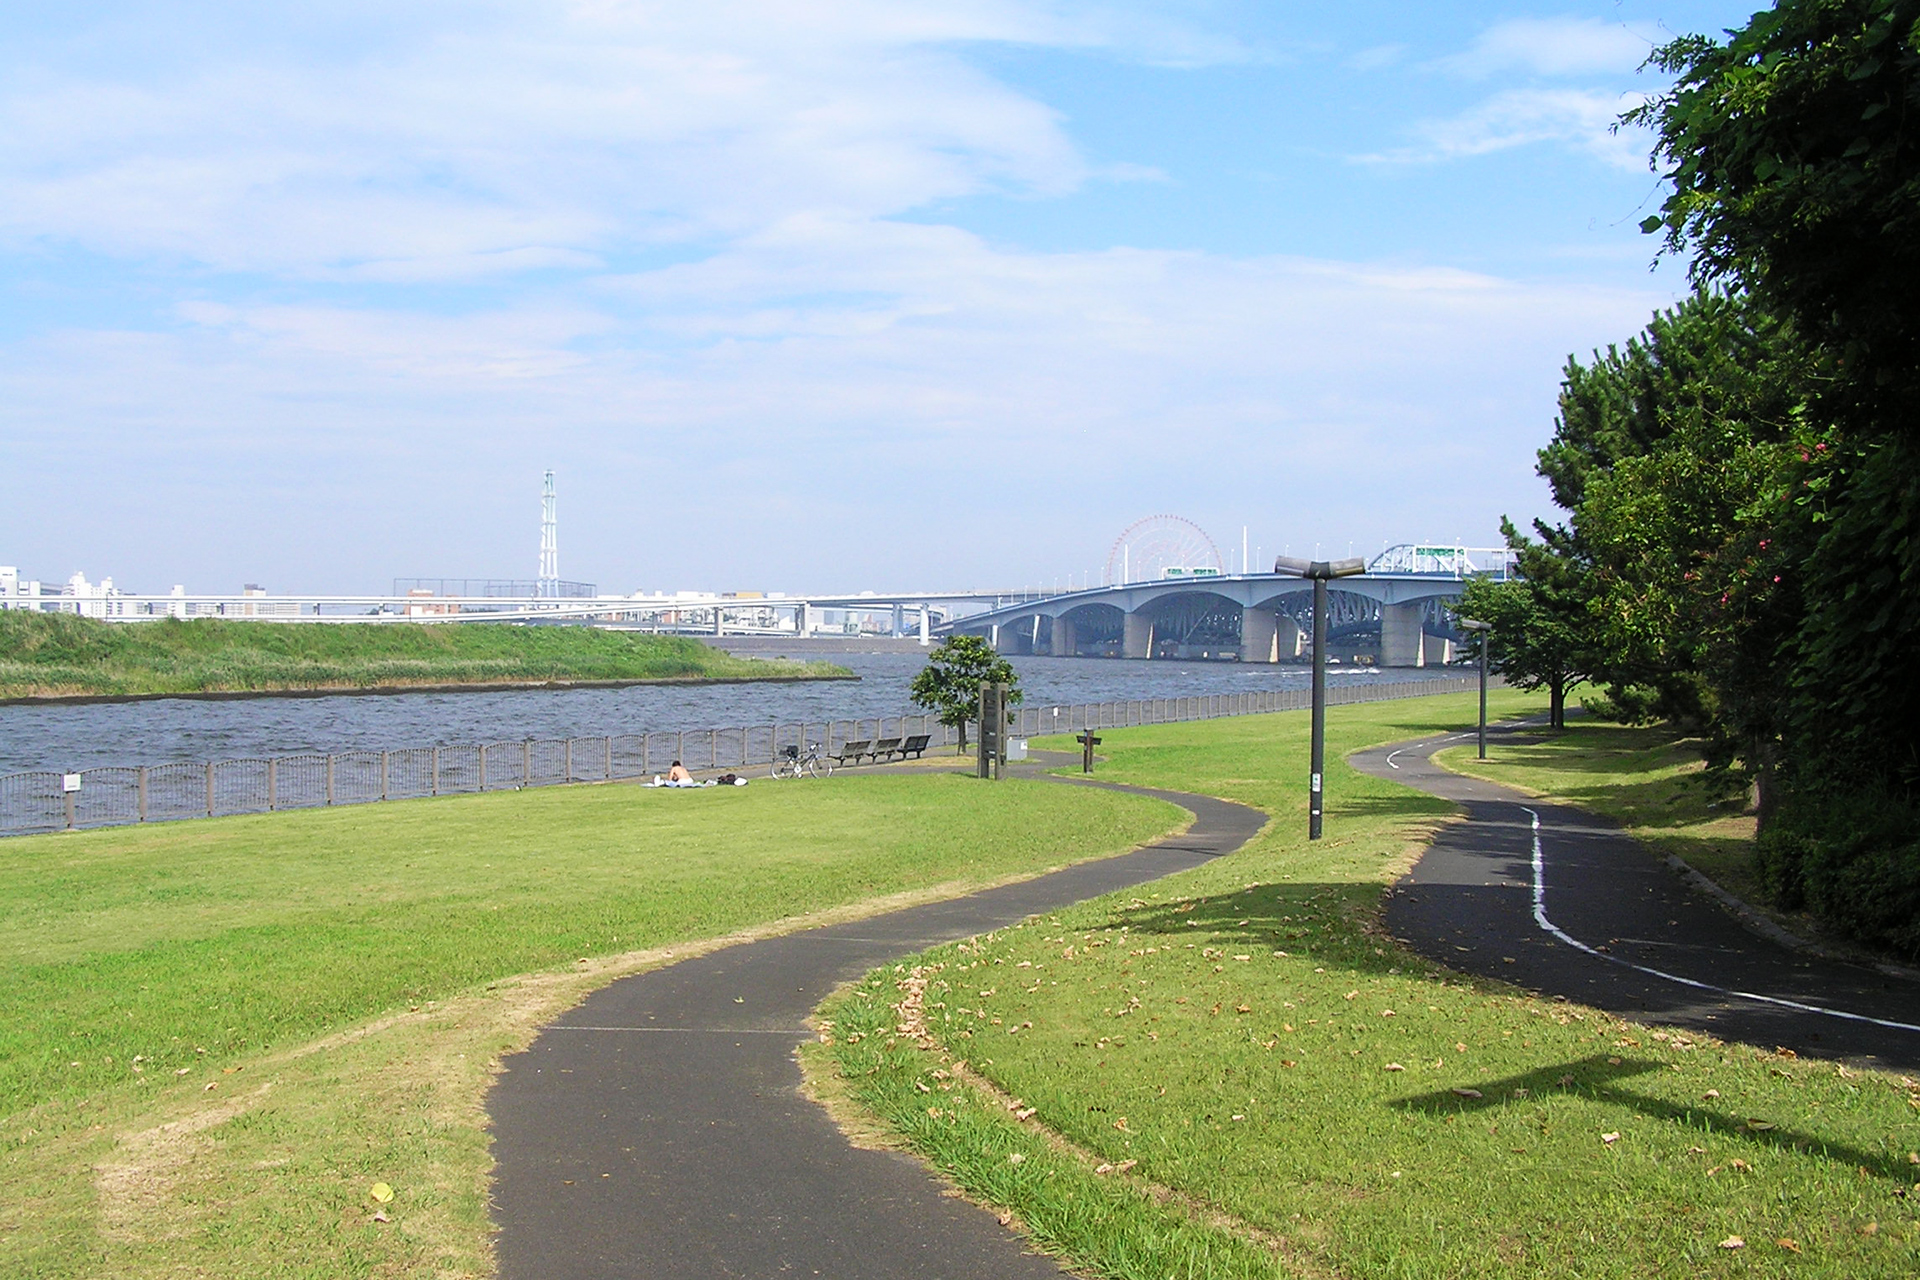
xmin=896 ymin=734 xmax=932 ymax=760
xmin=870 ymin=736 xmax=903 ymax=761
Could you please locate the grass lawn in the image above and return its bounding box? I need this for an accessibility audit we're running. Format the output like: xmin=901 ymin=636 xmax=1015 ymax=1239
xmin=814 ymin=694 xmax=1920 ymax=1279
xmin=0 ymin=612 xmax=842 ymax=699
xmin=0 ymin=770 xmax=1181 ymax=1278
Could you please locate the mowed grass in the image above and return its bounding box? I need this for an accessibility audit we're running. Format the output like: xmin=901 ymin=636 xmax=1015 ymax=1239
xmin=815 ymin=694 xmax=1920 ymax=1279
xmin=0 ymin=771 xmax=1181 ymax=1278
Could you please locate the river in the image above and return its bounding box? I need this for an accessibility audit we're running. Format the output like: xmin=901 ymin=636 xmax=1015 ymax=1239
xmin=0 ymin=654 xmax=1469 ymax=776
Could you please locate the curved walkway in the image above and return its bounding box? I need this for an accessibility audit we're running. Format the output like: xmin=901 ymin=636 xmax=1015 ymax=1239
xmin=1350 ymin=730 xmax=1920 ymax=1073
xmin=487 ymin=773 xmax=1266 ymax=1280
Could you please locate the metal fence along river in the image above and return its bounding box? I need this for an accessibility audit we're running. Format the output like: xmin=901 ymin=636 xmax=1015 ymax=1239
xmin=0 ymin=676 xmax=1488 ymax=836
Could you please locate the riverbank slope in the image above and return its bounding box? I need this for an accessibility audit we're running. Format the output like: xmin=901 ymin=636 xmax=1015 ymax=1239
xmin=0 ymin=613 xmax=846 ymax=700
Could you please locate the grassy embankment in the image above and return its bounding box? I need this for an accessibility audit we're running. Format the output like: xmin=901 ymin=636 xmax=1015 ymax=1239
xmin=0 ymin=771 xmax=1182 ymax=1278
xmin=0 ymin=611 xmax=842 ymax=700
xmin=815 ymin=694 xmax=1920 ymax=1279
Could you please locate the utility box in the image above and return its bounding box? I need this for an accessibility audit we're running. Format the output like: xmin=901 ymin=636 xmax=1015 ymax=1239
xmin=1006 ymin=738 xmax=1027 ymax=761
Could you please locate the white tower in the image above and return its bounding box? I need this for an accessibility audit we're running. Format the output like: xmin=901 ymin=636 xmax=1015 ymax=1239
xmin=538 ymin=470 xmax=558 ymax=598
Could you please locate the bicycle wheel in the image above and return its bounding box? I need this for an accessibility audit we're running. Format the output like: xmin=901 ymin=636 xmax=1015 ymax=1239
xmin=768 ymin=757 xmax=794 ymax=779
xmin=805 ymin=754 xmax=832 ymax=778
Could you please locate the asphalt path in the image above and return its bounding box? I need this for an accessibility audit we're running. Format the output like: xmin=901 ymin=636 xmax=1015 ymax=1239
xmin=1351 ymin=730 xmax=1920 ymax=1072
xmin=487 ymin=771 xmax=1266 ymax=1280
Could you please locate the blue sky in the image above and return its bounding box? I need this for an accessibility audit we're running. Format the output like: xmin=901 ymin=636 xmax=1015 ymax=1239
xmin=1 ymin=1 xmax=1757 ymax=595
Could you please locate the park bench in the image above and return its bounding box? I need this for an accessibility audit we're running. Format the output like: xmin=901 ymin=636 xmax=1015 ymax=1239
xmin=896 ymin=734 xmax=932 ymax=760
xmin=829 ymin=740 xmax=872 ymax=768
xmin=870 ymin=736 xmax=903 ymax=761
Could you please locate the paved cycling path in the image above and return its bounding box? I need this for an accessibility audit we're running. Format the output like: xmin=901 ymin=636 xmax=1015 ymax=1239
xmin=488 ymin=772 xmax=1266 ymax=1280
xmin=1351 ymin=730 xmax=1920 ymax=1072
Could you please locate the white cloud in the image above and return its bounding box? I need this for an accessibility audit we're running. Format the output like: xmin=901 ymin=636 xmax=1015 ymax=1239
xmin=0 ymin=2 xmax=1102 ymax=278
xmin=1360 ymin=88 xmax=1652 ymax=171
xmin=3 ymin=223 xmax=1670 ymax=590
xmin=1442 ymin=16 xmax=1656 ymax=78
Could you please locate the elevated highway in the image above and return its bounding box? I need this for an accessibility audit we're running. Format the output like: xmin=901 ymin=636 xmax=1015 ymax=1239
xmin=940 ymin=550 xmax=1510 ymax=668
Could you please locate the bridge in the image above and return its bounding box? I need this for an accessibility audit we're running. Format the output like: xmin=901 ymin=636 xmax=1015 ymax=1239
xmin=938 ymin=545 xmax=1514 ymax=668
xmin=2 ymin=544 xmax=1512 ymax=668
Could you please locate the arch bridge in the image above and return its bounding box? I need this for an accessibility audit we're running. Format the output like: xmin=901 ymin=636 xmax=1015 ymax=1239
xmin=942 ymin=545 xmax=1512 ymax=668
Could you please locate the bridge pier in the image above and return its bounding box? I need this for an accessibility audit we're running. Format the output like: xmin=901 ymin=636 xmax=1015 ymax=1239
xmin=1051 ymin=615 xmax=1076 ymax=657
xmin=1122 ymin=613 xmax=1154 ymax=660
xmin=1238 ymin=608 xmax=1301 ymax=663
xmin=1381 ymin=602 xmax=1425 ymax=667
xmin=918 ymin=605 xmax=929 ymax=646
xmin=1423 ymin=633 xmax=1454 ymax=666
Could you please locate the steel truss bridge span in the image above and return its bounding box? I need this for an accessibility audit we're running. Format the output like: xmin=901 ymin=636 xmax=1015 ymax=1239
xmin=938 ymin=570 xmax=1487 ymax=669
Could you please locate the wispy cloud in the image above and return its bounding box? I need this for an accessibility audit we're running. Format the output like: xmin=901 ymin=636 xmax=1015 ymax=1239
xmin=1440 ymin=16 xmax=1657 ymax=78
xmin=1360 ymin=87 xmax=1652 ymax=170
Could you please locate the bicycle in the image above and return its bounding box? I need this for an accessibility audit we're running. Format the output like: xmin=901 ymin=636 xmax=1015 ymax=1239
xmin=769 ymin=742 xmax=833 ymax=779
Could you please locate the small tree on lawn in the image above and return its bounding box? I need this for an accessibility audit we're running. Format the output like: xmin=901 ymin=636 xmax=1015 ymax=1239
xmin=909 ymin=635 xmax=1022 ymax=752
xmin=1456 ymin=572 xmax=1589 ymax=730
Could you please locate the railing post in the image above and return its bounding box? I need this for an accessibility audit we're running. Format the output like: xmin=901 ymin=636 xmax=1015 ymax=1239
xmin=326 ymin=755 xmax=336 ymax=805
xmin=206 ymin=762 xmax=216 ymax=817
xmin=381 ymin=750 xmax=390 ymax=801
xmin=137 ymin=766 xmax=148 ymax=822
xmin=524 ymin=739 xmax=532 ymax=785
xmin=604 ymin=736 xmax=612 ymax=780
xmin=267 ymin=758 xmax=277 ymax=811
xmin=432 ymin=746 xmax=440 ymax=796
xmin=564 ymin=739 xmax=573 ymax=783
xmin=479 ymin=744 xmax=488 ymax=792
xmin=65 ymin=779 xmax=76 ymax=831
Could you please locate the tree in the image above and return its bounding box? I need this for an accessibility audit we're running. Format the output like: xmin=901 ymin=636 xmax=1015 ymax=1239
xmin=908 ymin=635 xmax=1022 ymax=751
xmin=1632 ymin=0 xmax=1920 ymax=414
xmin=1629 ymin=2 xmax=1920 ymax=954
xmin=1456 ymin=553 xmax=1589 ymax=730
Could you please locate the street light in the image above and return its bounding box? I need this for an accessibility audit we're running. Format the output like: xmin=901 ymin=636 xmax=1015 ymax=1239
xmin=1273 ymin=554 xmax=1366 ymax=839
xmin=1456 ymin=618 xmax=1492 ymax=759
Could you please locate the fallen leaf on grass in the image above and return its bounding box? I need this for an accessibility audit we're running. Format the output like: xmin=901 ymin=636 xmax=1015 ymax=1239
xmin=369 ymin=1183 xmax=394 ymax=1204
xmin=1777 ymin=1238 xmax=1802 ymax=1253
xmin=1007 ymin=1152 xmax=1025 ymax=1165
xmin=371 ymin=1211 xmax=391 ymax=1224
xmin=1601 ymin=1132 xmax=1620 ymax=1145
xmin=1745 ymin=1119 xmax=1776 ymax=1132
xmin=1719 ymin=1236 xmax=1745 ymax=1250
xmin=1384 ymin=1063 xmax=1406 ymax=1072
xmin=1450 ymin=1088 xmax=1483 ymax=1099
xmin=1703 ymin=1089 xmax=1720 ymax=1100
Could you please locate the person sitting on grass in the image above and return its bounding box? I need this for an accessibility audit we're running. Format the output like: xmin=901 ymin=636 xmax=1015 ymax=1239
xmin=667 ymin=760 xmax=694 ymax=784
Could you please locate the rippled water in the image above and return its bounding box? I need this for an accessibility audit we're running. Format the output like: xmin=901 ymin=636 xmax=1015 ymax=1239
xmin=0 ymin=653 xmax=1469 ymax=775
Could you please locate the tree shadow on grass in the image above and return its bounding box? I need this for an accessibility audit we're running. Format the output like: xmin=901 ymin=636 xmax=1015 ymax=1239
xmin=1332 ymin=792 xmax=1458 ymax=822
xmin=1079 ymin=882 xmax=1424 ymax=980
xmin=1392 ymin=1054 xmax=1918 ymax=1185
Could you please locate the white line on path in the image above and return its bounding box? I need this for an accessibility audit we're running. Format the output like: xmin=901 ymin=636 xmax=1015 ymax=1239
xmin=1522 ymin=807 xmax=1920 ymax=1035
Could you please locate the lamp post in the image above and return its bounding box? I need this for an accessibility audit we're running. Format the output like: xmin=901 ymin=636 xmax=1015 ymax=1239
xmin=1457 ymin=618 xmax=1491 ymax=759
xmin=1273 ymin=554 xmax=1367 ymax=839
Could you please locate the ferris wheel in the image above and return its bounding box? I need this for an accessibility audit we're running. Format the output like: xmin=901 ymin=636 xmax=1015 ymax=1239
xmin=1104 ymin=515 xmax=1225 ymax=585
